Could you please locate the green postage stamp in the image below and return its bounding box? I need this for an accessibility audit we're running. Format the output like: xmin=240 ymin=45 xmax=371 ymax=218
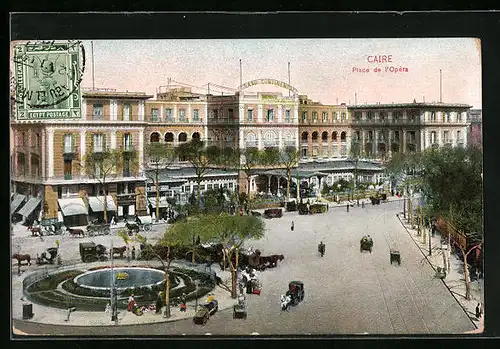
xmin=13 ymin=40 xmax=85 ymax=120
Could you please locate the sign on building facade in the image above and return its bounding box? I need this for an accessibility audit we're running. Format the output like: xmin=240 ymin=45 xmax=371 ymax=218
xmin=13 ymin=40 xmax=84 ymax=120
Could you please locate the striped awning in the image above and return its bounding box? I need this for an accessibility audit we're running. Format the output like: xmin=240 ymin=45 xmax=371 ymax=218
xmin=17 ymin=197 xmax=42 ymax=217
xmin=88 ymin=196 xmax=117 ymax=212
xmin=58 ymin=198 xmax=88 ymax=216
xmin=11 ymin=194 xmax=26 ymax=214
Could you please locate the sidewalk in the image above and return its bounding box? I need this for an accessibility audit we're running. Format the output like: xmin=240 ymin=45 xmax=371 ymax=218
xmin=397 ymin=213 xmax=484 ymax=331
xmin=12 ymin=261 xmax=237 ymax=327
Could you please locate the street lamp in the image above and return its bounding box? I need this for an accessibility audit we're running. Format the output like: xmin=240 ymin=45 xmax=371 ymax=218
xmin=194 ymin=279 xmax=200 ymax=312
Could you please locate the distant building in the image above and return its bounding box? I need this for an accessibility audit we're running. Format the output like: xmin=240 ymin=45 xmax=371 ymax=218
xmin=467 ymin=109 xmax=482 ymax=150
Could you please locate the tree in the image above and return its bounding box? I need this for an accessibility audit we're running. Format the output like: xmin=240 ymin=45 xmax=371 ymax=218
xmin=275 ymin=147 xmax=300 ymax=202
xmin=144 ymin=143 xmax=177 ymax=221
xmin=117 ymin=228 xmax=132 ymax=261
xmin=418 ymin=146 xmax=483 ymax=236
xmin=176 ymin=140 xmax=220 ymax=208
xmin=224 ymin=147 xmax=267 ymax=198
xmin=169 ymin=214 xmax=265 ymax=299
xmin=136 ymin=227 xmax=190 ymax=318
xmin=348 ymin=139 xmax=364 ymax=201
xmin=81 ymin=148 xmax=139 ymax=223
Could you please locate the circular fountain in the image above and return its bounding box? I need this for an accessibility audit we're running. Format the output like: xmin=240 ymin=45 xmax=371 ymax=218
xmin=74 ymin=267 xmax=166 ymax=290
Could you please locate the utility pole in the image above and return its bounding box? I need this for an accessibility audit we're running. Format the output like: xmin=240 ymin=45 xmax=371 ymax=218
xmin=239 ymin=59 xmax=242 ymax=88
xmin=439 ymin=69 xmax=442 ymax=103
xmin=91 ymin=41 xmax=95 ymax=90
xmin=288 ymin=61 xmax=291 ymax=97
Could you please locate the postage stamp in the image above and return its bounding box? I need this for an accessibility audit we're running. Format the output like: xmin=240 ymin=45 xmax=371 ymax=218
xmin=12 ymin=40 xmax=85 ymax=120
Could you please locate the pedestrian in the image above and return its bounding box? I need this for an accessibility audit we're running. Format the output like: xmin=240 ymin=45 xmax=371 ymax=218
xmin=155 ymin=292 xmax=163 ymax=314
xmin=475 ymin=303 xmax=482 ymax=318
xmin=110 ymin=216 xmax=116 ymax=225
xmin=131 ymin=246 xmax=136 ymax=260
xmin=180 ymin=293 xmax=187 ymax=312
xmin=291 ymin=221 xmax=294 ymax=231
xmin=127 ymin=294 xmax=135 ymax=312
xmin=347 ymin=204 xmax=349 ymax=212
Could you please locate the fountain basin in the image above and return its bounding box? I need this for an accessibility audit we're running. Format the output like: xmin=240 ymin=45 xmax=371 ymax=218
xmin=74 ymin=267 xmax=166 ymax=291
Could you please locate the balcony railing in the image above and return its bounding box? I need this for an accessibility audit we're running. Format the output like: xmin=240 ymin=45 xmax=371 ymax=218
xmin=64 ymin=173 xmax=72 ymax=180
xmin=63 ymin=147 xmax=75 ymax=154
xmin=245 ymin=141 xmax=258 ymax=147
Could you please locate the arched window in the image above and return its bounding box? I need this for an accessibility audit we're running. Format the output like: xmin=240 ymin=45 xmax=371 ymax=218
xmin=332 ymin=131 xmax=338 ymax=141
xmin=340 ymin=131 xmax=347 ymax=141
xmin=150 ymin=132 xmax=160 ymax=143
xmin=245 ymin=132 xmax=257 ymax=147
xmin=263 ymin=131 xmax=277 ymax=147
xmin=284 ymin=132 xmax=294 ymax=146
xmin=165 ymin=132 xmax=174 ymax=142
xmin=178 ymin=132 xmax=187 ymax=142
xmin=301 ymin=132 xmax=308 ymax=141
xmin=311 ymin=131 xmax=319 ymax=142
xmin=321 ymin=131 xmax=328 ymax=141
xmin=192 ymin=132 xmax=201 ymax=141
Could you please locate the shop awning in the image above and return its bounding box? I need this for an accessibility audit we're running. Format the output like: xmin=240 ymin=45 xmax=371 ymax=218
xmin=11 ymin=194 xmax=26 ymax=214
xmin=58 ymin=198 xmax=88 ymax=216
xmin=88 ymin=196 xmax=117 ymax=212
xmin=149 ymin=197 xmax=170 ymax=208
xmin=17 ymin=197 xmax=42 ymax=217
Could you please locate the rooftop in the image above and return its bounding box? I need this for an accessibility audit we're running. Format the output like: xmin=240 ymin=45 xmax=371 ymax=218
xmin=347 ymin=102 xmax=471 ymax=109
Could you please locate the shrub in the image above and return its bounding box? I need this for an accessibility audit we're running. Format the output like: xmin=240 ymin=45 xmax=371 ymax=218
xmin=26 ymin=270 xmax=83 ymax=293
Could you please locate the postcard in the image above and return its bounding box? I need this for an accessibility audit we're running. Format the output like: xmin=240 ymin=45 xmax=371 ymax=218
xmin=10 ymin=36 xmax=483 ymax=336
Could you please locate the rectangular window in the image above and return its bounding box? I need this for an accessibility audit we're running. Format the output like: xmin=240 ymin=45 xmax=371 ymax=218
xmin=247 ymin=109 xmax=253 ymax=122
xmin=213 ymin=183 xmax=219 ymax=189
xmin=341 ymin=112 xmax=346 ymax=121
xmin=93 ymin=104 xmax=103 ymax=120
xmin=93 ymin=134 xmax=104 ymax=152
xmin=393 ymin=111 xmax=402 ymax=121
xmin=228 ymin=109 xmax=234 ymax=119
xmin=200 ymin=184 xmax=206 ymax=191
xmin=367 ymin=111 xmax=374 ymax=120
xmin=457 ymin=112 xmax=462 ymax=122
xmin=212 ymin=109 xmax=218 ymax=119
xmin=443 ymin=131 xmax=449 ymax=143
xmin=179 ymin=108 xmax=186 ymax=121
xmin=312 ymin=111 xmax=318 ymax=122
xmin=223 ymin=183 xmax=228 ymax=189
xmin=302 ymin=111 xmax=308 ymax=122
xmin=207 ymin=184 xmax=213 ymax=190
xmin=445 ymin=112 xmax=450 ymax=123
xmin=430 ymin=112 xmax=436 ymax=122
xmin=267 ymin=109 xmax=274 ymax=122
xmin=301 ymin=148 xmax=308 ymax=157
xmin=165 ymin=108 xmax=173 ymax=121
xmin=285 ymin=109 xmax=291 ymax=122
xmin=193 ymin=109 xmax=199 ymax=121
xmin=151 ymin=108 xmax=159 ymax=122
xmin=63 ymin=134 xmax=73 ymax=153
xmin=123 ymin=104 xmax=131 ymax=121
xmin=322 ymin=112 xmax=328 ymax=122
xmin=229 ymin=183 xmax=234 ymax=189
xmin=124 ymin=133 xmax=132 ymax=150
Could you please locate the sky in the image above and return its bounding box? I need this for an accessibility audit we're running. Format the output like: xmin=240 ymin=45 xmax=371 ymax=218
xmin=75 ymin=38 xmax=481 ymax=108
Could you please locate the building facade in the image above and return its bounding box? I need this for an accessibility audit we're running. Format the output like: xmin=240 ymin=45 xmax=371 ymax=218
xmin=467 ymin=109 xmax=482 ymax=150
xmin=11 ymin=80 xmax=472 ymax=225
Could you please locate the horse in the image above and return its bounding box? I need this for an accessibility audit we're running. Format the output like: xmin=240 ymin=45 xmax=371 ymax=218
xmin=27 ymin=226 xmax=42 ymax=237
xmin=13 ymin=253 xmax=31 ymax=266
xmin=111 ymin=246 xmax=127 ymax=259
xmin=125 ymin=222 xmax=139 ymax=235
xmin=66 ymin=227 xmax=85 ymax=237
xmin=260 ymin=254 xmax=284 ymax=268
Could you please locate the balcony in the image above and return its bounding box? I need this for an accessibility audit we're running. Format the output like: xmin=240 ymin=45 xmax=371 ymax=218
xmin=64 ymin=173 xmax=72 ymax=180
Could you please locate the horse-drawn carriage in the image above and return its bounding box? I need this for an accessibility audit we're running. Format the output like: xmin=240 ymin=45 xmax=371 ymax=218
xmin=281 ymin=280 xmax=305 ymax=311
xmin=247 ymin=249 xmax=284 ymax=271
xmin=79 ymin=242 xmax=108 ymax=263
xmin=40 ymin=219 xmax=65 ymax=235
xmin=86 ymin=220 xmax=111 ymax=236
xmin=263 ymin=208 xmax=282 ymax=219
xmin=360 ymin=235 xmax=373 ymax=253
xmin=124 ymin=215 xmax=152 ymax=235
xmin=36 ymin=247 xmax=59 ymax=265
xmin=193 ymin=296 xmax=218 ymax=325
xmin=390 ymin=249 xmax=401 ymax=265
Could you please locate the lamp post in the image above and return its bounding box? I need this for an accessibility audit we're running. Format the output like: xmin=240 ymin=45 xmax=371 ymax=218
xmin=194 ymin=280 xmax=200 ymax=312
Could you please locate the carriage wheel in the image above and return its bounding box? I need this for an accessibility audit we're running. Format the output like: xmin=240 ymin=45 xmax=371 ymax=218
xmin=88 ymin=231 xmax=94 ymax=237
xmin=144 ymin=224 xmax=151 ymax=232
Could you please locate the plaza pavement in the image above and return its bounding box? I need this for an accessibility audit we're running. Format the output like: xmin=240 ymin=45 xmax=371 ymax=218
xmin=12 ymin=196 xmax=480 ymax=335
